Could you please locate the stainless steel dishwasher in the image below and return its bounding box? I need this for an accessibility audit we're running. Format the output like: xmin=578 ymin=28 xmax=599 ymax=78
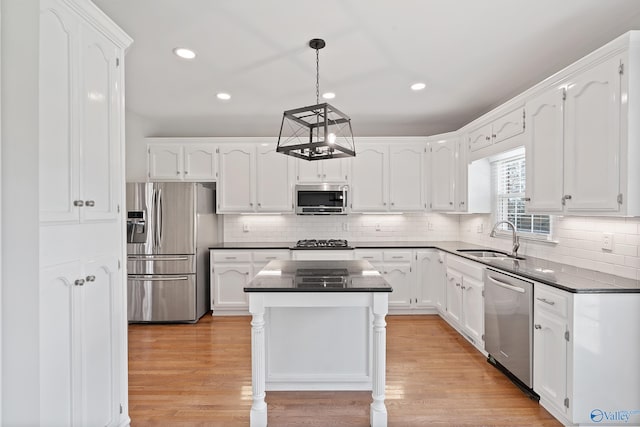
xmin=484 ymin=268 xmax=535 ymax=392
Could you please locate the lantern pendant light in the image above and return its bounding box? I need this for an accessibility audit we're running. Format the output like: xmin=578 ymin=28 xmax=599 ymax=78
xmin=276 ymin=38 xmax=356 ymax=161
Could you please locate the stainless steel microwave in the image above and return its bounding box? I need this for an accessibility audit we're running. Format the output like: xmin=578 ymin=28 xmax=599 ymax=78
xmin=295 ymin=184 xmax=348 ymax=215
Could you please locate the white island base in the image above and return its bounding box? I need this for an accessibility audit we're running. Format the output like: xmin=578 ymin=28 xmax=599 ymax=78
xmin=248 ymin=292 xmax=389 ymax=427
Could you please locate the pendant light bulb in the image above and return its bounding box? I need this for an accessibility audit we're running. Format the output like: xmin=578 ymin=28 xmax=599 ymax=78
xmin=328 ymin=133 xmax=337 ymax=144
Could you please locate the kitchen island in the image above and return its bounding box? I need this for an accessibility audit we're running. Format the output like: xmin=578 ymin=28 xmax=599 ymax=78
xmin=244 ymin=260 xmax=392 ymax=427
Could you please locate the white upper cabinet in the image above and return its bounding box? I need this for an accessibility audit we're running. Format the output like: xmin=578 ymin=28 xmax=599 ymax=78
xmin=183 ymin=145 xmax=217 ymax=181
xmin=40 ymin=2 xmax=120 ymax=224
xmin=218 ymin=144 xmax=293 ymax=213
xmin=147 ymin=140 xmax=217 ymax=182
xmin=256 ymin=146 xmax=294 ymax=212
xmin=389 ymin=144 xmax=425 ymax=211
xmin=218 ymin=145 xmax=255 ymax=212
xmin=351 ymin=144 xmax=387 ymax=212
xmin=296 ymin=158 xmax=349 ymax=183
xmin=429 ymin=138 xmax=457 ymax=211
xmin=563 ymin=55 xmax=622 ymax=213
xmin=525 ymin=87 xmax=565 ymax=213
xmin=351 ymin=141 xmax=424 ymax=213
xmin=468 ymin=107 xmax=525 ymax=154
xmin=525 ymin=52 xmax=628 ymax=215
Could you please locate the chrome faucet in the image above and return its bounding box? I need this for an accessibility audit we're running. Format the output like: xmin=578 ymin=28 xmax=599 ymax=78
xmin=490 ymin=220 xmax=520 ymax=258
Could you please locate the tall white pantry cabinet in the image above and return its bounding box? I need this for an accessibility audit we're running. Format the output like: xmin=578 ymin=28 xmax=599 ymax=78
xmin=39 ymin=0 xmax=132 ymax=426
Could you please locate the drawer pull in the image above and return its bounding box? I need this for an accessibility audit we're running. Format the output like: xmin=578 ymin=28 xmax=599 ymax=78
xmin=265 ymin=256 xmax=277 ymax=260
xmin=225 ymin=256 xmax=237 ymax=260
xmin=537 ymin=297 xmax=556 ymax=306
xmin=391 ymin=256 xmax=404 ymax=259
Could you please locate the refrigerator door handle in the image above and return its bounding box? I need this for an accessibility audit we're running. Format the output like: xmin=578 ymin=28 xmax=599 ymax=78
xmin=127 ymin=255 xmax=190 ymax=261
xmin=128 ymin=275 xmax=190 ymax=281
xmin=153 ymin=187 xmax=161 ymax=252
xmin=158 ymin=187 xmax=164 ymax=245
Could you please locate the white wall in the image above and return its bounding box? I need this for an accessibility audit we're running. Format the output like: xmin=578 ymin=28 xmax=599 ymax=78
xmin=224 ymin=213 xmax=459 ymax=242
xmin=125 ymin=109 xmax=152 ymax=182
xmin=1 ymin=0 xmax=40 ymax=424
xmin=459 ymin=214 xmax=640 ymax=280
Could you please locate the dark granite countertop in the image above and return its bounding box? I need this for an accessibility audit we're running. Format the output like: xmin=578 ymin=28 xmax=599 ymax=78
xmin=213 ymin=241 xmax=640 ymax=294
xmin=244 ymin=260 xmax=392 ymax=293
xmin=209 ymin=242 xmax=293 ymax=250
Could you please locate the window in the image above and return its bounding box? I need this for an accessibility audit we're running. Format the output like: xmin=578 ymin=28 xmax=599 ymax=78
xmin=492 ymin=151 xmax=552 ymax=239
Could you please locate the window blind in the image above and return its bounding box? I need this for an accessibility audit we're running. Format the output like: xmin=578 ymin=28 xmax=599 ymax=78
xmin=493 ymin=154 xmax=551 ymax=236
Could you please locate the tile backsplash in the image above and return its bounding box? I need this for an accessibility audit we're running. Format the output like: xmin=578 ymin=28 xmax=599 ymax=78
xmin=223 ymin=213 xmax=459 ymax=242
xmin=459 ymin=214 xmax=640 ymax=280
xmin=223 ymin=213 xmax=640 ymax=280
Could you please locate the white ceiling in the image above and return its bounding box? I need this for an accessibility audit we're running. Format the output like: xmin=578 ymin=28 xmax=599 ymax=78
xmin=93 ymin=0 xmax=640 ymax=137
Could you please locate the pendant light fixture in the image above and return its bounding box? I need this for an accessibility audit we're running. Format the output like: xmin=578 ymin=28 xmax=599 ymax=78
xmin=276 ymin=38 xmax=356 ymax=161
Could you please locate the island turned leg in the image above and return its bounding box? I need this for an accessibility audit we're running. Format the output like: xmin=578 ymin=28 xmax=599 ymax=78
xmin=249 ymin=295 xmax=267 ymax=427
xmin=370 ymin=293 xmax=388 ymax=427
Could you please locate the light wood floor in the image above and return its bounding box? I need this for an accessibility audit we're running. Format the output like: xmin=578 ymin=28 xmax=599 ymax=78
xmin=128 ymin=314 xmax=561 ymax=426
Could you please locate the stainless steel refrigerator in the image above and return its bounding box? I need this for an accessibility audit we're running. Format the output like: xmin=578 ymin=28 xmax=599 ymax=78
xmin=126 ymin=182 xmax=218 ymax=322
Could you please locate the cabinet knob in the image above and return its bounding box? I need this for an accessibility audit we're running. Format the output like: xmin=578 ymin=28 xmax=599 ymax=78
xmin=523 ymin=197 xmax=531 ymax=202
xmin=460 ymin=201 xmax=465 ymax=206
xmin=257 ymin=203 xmax=261 ymax=207
xmin=74 ymin=279 xmax=85 ymax=286
xmin=485 ymin=136 xmax=490 ymax=141
xmin=383 ymin=202 xmax=387 ymax=206
xmin=249 ymin=203 xmax=254 ymax=207
xmin=185 ymin=170 xmax=189 ymax=175
xmin=391 ymin=202 xmax=395 ymax=206
xmin=492 ymin=134 xmax=496 ymax=138
xmin=85 ymin=200 xmax=95 ymax=207
xmin=73 ymin=200 xmax=84 ymax=207
xmin=245 ymin=272 xmax=249 ymax=275
xmin=449 ymin=201 xmax=453 ymax=205
xmin=176 ymin=171 xmax=180 ymax=175
xmin=534 ymin=324 xmax=542 ymax=329
xmin=85 ymin=275 xmax=96 ymax=282
xmin=461 ymin=285 xmax=466 ymax=290
xmin=564 ymin=195 xmax=572 ymax=200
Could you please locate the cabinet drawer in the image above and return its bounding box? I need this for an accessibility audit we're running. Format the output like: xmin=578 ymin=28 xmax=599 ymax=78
xmin=354 ymin=250 xmax=383 ymax=262
xmin=383 ymin=251 xmax=412 ymax=262
xmin=252 ymin=250 xmax=289 ymax=262
xmin=212 ymin=251 xmax=252 ymax=263
xmin=534 ymin=285 xmax=568 ymax=318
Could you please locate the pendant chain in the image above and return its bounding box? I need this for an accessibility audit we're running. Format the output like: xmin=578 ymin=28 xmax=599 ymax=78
xmin=315 ymin=48 xmax=320 ymax=105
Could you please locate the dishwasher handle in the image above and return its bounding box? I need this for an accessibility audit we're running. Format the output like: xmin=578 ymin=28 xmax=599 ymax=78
xmin=486 ymin=275 xmax=526 ymax=294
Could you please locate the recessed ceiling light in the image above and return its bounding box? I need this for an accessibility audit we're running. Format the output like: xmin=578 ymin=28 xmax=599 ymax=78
xmin=411 ymin=82 xmax=426 ymax=91
xmin=173 ymin=47 xmax=196 ymax=59
xmin=216 ymin=92 xmax=231 ymax=101
xmin=322 ymin=92 xmax=336 ymax=100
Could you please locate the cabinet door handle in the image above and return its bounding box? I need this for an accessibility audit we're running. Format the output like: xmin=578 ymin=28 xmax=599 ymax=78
xmin=74 ymin=200 xmax=84 ymax=207
xmin=534 ymin=324 xmax=542 ymax=329
xmin=85 ymin=275 xmax=96 ymax=282
xmin=85 ymin=200 xmax=95 ymax=207
xmin=74 ymin=279 xmax=85 ymax=286
xmin=536 ymin=297 xmax=555 ymax=306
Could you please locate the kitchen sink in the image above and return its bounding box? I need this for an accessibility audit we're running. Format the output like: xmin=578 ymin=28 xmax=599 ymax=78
xmin=457 ymin=249 xmax=525 ymax=260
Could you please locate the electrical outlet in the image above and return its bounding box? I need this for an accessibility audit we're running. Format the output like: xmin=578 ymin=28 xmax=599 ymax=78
xmin=342 ymin=222 xmax=349 ymax=231
xmin=243 ymin=223 xmax=250 ymax=233
xmin=602 ymin=232 xmax=613 ymax=250
xmin=477 ymin=223 xmax=484 ymax=233
xmin=428 ymin=222 xmax=434 ymax=231
xmin=375 ymin=223 xmax=381 ymax=231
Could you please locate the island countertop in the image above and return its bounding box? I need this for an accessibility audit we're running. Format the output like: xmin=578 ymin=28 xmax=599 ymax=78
xmin=244 ymin=260 xmax=393 ymax=292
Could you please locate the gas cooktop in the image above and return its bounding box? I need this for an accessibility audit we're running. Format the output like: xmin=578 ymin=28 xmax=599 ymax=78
xmin=294 ymin=239 xmax=350 ymax=249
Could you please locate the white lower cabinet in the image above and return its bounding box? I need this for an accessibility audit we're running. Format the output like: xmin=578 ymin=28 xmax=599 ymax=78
xmin=533 ymin=284 xmax=569 ymax=417
xmin=40 ymin=255 xmax=121 ymax=426
xmin=354 ymin=249 xmax=441 ymax=314
xmin=211 ymin=250 xmax=290 ymax=314
xmin=444 ymin=255 xmax=485 ymax=350
xmin=533 ymin=283 xmax=640 ymax=427
xmin=415 ymin=250 xmax=446 ymax=311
